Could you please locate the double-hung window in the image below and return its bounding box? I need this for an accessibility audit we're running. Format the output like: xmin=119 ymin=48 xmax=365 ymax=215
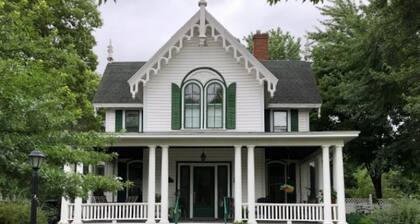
xmin=206 ymin=83 xmax=223 ymax=128
xmin=273 ymin=111 xmax=288 ymax=132
xmin=184 ymin=83 xmax=201 ymax=129
xmin=125 ymin=110 xmax=140 ymax=132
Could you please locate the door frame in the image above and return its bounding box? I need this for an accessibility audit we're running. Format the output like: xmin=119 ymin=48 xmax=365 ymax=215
xmin=177 ymin=162 xmax=231 ymax=219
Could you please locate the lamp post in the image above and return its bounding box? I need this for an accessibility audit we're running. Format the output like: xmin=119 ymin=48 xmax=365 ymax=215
xmin=29 ymin=150 xmax=45 ymax=224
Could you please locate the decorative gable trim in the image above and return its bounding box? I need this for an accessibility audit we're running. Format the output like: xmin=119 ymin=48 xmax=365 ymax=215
xmin=127 ymin=8 xmax=278 ymax=98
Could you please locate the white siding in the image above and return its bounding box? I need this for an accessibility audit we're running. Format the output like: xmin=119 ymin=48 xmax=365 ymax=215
xmin=142 ymin=147 xmax=266 ymax=205
xmin=105 ymin=109 xmax=115 ymax=132
xmin=143 ymin=37 xmax=265 ymax=132
xmin=298 ymin=109 xmax=310 ymax=132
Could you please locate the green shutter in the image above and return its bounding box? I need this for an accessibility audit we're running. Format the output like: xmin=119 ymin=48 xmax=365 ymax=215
xmin=115 ymin=110 xmax=123 ymax=132
xmin=171 ymin=83 xmax=181 ymax=130
xmin=226 ymin=83 xmax=236 ymax=129
xmin=291 ymin=109 xmax=299 ymax=132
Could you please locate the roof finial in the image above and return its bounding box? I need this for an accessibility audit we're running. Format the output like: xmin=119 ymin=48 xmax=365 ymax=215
xmin=198 ymin=0 xmax=207 ymax=7
xmin=198 ymin=0 xmax=207 ymax=46
xmin=107 ymin=39 xmax=114 ymax=63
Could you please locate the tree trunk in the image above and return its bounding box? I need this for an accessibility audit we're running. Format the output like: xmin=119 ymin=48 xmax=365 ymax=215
xmin=370 ymin=175 xmax=383 ymax=199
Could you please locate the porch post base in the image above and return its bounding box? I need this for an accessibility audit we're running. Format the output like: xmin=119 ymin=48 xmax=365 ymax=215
xmin=247 ymin=219 xmax=257 ymax=224
xmin=323 ymin=221 xmax=333 ymax=224
xmin=159 ymin=219 xmax=170 ymax=224
xmin=57 ymin=220 xmax=69 ymax=224
xmin=145 ymin=219 xmax=156 ymax=224
xmin=286 ymin=221 xmax=292 ymax=224
xmin=337 ymin=221 xmax=347 ymax=224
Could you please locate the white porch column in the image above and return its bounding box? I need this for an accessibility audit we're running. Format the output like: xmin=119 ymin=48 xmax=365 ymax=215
xmin=334 ymin=145 xmax=347 ymax=224
xmin=322 ymin=145 xmax=332 ymax=224
xmin=247 ymin=145 xmax=257 ymax=224
xmin=146 ymin=145 xmax=157 ymax=224
xmin=234 ymin=145 xmax=243 ymax=222
xmin=58 ymin=164 xmax=71 ymax=224
xmin=87 ymin=165 xmax=93 ymax=203
xmin=73 ymin=163 xmax=84 ymax=224
xmin=160 ymin=145 xmax=169 ymax=224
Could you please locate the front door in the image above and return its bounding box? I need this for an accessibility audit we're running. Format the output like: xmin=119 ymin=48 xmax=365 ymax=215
xmin=178 ymin=163 xmax=230 ymax=220
xmin=193 ymin=167 xmax=215 ymax=218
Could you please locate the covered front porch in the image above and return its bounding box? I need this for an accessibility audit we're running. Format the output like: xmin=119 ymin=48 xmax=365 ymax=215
xmin=59 ymin=131 xmax=358 ymax=224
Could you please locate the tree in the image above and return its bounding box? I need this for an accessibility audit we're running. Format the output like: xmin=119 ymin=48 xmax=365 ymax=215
xmin=267 ymin=0 xmax=323 ymax=5
xmin=244 ymin=27 xmax=301 ymax=60
xmin=0 ymin=0 xmax=126 ymax=203
xmin=308 ymin=0 xmax=420 ymax=198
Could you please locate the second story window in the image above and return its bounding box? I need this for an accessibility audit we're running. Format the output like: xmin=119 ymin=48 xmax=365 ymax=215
xmin=273 ymin=111 xmax=288 ymax=132
xmin=114 ymin=109 xmax=142 ymax=133
xmin=184 ymin=82 xmax=201 ymax=129
xmin=173 ymin=68 xmax=235 ymax=130
xmin=125 ymin=110 xmax=140 ymax=132
xmin=206 ymin=82 xmax=223 ymax=128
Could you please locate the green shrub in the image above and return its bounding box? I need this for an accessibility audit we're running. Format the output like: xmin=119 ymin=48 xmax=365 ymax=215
xmin=347 ymin=212 xmax=374 ymax=224
xmin=0 ymin=201 xmax=48 ymax=224
xmin=369 ymin=198 xmax=420 ymax=224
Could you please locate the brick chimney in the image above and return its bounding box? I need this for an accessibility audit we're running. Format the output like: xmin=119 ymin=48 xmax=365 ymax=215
xmin=252 ymin=30 xmax=269 ymax=60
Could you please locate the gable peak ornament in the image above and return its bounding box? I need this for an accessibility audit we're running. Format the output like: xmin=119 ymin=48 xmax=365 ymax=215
xmin=107 ymin=39 xmax=114 ymax=63
xmin=198 ymin=0 xmax=207 ymax=46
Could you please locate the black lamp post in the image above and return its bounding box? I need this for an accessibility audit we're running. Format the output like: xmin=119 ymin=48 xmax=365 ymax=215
xmin=29 ymin=150 xmax=45 ymax=224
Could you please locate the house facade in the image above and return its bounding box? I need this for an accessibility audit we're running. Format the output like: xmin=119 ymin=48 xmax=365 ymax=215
xmin=59 ymin=1 xmax=358 ymax=224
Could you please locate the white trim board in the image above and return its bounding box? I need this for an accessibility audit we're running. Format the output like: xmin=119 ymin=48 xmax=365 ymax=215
xmin=93 ymin=103 xmax=143 ymax=108
xmin=111 ymin=131 xmax=360 ymax=147
xmin=268 ymin=103 xmax=321 ymax=109
xmin=127 ymin=8 xmax=278 ymax=97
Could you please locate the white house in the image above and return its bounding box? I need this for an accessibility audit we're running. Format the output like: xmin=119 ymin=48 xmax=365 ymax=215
xmin=59 ymin=1 xmax=358 ymax=223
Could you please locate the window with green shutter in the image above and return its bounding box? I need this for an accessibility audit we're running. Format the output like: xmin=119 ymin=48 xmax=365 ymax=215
xmin=171 ymin=83 xmax=182 ymax=130
xmin=226 ymin=82 xmax=236 ymax=129
xmin=115 ymin=110 xmax=123 ymax=132
xmin=290 ymin=109 xmax=299 ymax=132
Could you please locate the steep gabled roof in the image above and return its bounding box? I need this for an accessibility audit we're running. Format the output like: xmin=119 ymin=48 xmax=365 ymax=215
xmin=93 ymin=60 xmax=321 ymax=106
xmin=127 ymin=6 xmax=279 ymax=98
xmin=262 ymin=60 xmax=321 ymax=104
xmin=93 ymin=62 xmax=145 ymax=104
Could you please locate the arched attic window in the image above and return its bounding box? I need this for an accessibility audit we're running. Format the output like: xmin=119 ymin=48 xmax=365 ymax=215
xmin=183 ymin=82 xmax=201 ymax=129
xmin=206 ymin=82 xmax=224 ymax=128
xmin=171 ymin=67 xmax=236 ymax=130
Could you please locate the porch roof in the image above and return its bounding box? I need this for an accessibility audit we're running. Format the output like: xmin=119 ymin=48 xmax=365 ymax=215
xmin=110 ymin=131 xmax=359 ymax=147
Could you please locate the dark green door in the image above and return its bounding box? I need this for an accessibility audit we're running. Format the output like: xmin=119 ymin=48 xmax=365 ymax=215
xmin=193 ymin=166 xmax=215 ymax=218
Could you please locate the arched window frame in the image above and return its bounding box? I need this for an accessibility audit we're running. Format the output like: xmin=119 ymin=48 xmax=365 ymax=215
xmin=181 ymin=80 xmax=204 ymax=129
xmin=204 ymin=80 xmax=226 ymax=129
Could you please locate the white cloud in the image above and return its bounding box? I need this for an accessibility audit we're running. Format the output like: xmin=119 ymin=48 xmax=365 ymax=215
xmin=93 ymin=0 xmax=325 ymax=73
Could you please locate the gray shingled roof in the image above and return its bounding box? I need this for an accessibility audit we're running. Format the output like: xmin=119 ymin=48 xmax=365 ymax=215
xmin=93 ymin=60 xmax=321 ymax=105
xmin=93 ymin=62 xmax=145 ymax=104
xmin=261 ymin=60 xmax=322 ymax=104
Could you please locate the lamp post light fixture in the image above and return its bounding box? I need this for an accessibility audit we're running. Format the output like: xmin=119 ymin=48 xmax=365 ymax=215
xmin=29 ymin=149 xmax=45 ymax=224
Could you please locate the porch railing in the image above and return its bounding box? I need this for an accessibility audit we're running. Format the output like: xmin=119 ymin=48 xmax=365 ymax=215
xmin=242 ymin=203 xmax=338 ymax=222
xmin=68 ymin=203 xmax=74 ymax=221
xmin=67 ymin=202 xmax=161 ymax=221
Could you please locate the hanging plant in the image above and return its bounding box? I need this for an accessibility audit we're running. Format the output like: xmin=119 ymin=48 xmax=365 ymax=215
xmin=280 ymin=184 xmax=295 ymax=193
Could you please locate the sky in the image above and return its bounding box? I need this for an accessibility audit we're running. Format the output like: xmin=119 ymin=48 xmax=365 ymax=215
xmin=93 ymin=0 xmax=326 ymax=73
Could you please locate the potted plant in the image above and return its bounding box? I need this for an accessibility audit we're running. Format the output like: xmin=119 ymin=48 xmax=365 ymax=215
xmin=280 ymin=184 xmax=295 ymax=193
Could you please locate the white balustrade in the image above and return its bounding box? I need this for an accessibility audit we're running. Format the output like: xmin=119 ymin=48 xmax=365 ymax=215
xmin=331 ymin=204 xmax=338 ymax=221
xmin=68 ymin=204 xmax=74 ymax=221
xmin=67 ymin=203 xmax=161 ymax=221
xmin=241 ymin=203 xmax=339 ymax=222
xmin=241 ymin=203 xmax=248 ymax=220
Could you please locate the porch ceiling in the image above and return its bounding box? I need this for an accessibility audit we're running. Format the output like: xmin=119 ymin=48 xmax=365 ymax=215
xmin=110 ymin=131 xmax=359 ymax=147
